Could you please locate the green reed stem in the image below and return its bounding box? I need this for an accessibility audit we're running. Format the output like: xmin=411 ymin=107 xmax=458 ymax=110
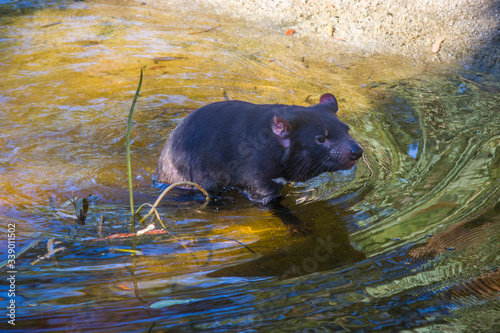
xmin=136 ymin=181 xmax=210 ymax=225
xmin=126 ymin=69 xmax=143 ymax=233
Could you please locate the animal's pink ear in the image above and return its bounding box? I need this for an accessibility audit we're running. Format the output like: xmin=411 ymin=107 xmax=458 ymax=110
xmin=272 ymin=116 xmax=291 ymax=148
xmin=319 ymin=93 xmax=338 ymax=113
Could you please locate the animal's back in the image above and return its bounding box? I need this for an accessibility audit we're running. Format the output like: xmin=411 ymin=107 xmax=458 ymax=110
xmin=154 ymin=101 xmax=286 ymax=197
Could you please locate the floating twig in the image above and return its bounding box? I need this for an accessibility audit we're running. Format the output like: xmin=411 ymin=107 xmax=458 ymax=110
xmin=31 ymin=239 xmax=67 ymax=266
xmin=92 ymin=229 xmax=168 ymax=242
xmin=458 ymin=75 xmax=500 ymax=93
xmin=41 ymin=22 xmax=61 ymax=28
xmin=188 ymin=24 xmax=221 ymax=35
xmin=153 ymin=56 xmax=186 ymax=64
xmin=218 ymin=237 xmax=256 ymax=254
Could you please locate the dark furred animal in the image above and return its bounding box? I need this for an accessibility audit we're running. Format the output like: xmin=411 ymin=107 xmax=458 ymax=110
xmin=154 ymin=93 xmax=363 ymax=206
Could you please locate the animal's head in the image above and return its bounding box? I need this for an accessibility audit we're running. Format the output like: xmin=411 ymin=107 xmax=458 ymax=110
xmin=272 ymin=93 xmax=363 ymax=182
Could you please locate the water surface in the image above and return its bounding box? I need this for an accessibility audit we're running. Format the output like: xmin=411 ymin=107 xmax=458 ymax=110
xmin=0 ymin=0 xmax=499 ymax=332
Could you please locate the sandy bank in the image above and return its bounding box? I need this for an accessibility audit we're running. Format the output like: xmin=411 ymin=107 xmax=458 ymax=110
xmin=194 ymin=0 xmax=499 ymax=74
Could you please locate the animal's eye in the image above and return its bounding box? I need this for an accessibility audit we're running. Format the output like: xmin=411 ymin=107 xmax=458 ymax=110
xmin=315 ymin=135 xmax=326 ymax=144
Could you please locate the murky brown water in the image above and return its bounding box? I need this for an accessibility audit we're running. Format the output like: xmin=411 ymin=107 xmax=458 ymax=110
xmin=1 ymin=1 xmax=499 ymax=332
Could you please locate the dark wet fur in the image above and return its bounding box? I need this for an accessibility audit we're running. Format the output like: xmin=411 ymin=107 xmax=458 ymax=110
xmin=154 ymin=94 xmax=362 ymax=234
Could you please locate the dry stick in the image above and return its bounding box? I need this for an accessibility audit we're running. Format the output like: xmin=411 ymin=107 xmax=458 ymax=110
xmin=137 ymin=181 xmax=210 ymax=225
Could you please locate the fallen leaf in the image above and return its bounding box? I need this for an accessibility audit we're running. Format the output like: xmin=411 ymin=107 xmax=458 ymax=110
xmin=432 ymin=38 xmax=445 ymax=53
xmin=116 ymin=282 xmax=133 ymax=291
xmin=285 ymin=29 xmax=295 ymax=35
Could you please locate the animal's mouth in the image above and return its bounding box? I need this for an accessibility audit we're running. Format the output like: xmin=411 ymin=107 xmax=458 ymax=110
xmin=328 ymin=144 xmax=363 ymax=171
xmin=325 ymin=150 xmax=361 ymax=171
xmin=318 ymin=157 xmax=355 ymax=173
xmin=338 ymin=158 xmax=358 ymax=170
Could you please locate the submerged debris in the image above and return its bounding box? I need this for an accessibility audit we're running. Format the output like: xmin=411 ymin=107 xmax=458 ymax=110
xmin=188 ymin=24 xmax=221 ymax=35
xmin=31 ymin=239 xmax=67 ymax=266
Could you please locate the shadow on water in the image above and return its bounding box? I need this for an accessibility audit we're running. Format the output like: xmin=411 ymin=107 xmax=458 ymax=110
xmin=207 ymin=197 xmax=367 ymax=279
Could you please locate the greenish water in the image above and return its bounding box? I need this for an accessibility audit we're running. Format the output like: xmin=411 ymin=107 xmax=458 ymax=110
xmin=0 ymin=1 xmax=499 ymax=332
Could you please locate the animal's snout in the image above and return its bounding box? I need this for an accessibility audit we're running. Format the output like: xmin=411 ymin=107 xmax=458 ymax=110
xmin=349 ymin=144 xmax=363 ymax=160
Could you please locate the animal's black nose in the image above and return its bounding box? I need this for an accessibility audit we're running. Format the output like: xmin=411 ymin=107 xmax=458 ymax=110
xmin=350 ymin=144 xmax=363 ymax=160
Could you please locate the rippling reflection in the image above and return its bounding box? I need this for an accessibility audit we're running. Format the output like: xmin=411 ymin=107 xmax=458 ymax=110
xmin=0 ymin=1 xmax=498 ymax=332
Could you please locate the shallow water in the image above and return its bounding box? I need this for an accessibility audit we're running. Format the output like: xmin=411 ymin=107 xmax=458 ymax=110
xmin=0 ymin=0 xmax=499 ymax=332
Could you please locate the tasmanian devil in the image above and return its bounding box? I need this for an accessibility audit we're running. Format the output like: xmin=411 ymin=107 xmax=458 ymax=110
xmin=154 ymin=93 xmax=363 ymax=233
